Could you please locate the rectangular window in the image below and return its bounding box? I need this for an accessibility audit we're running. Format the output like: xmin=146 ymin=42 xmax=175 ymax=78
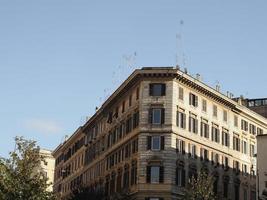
xmin=222 ymin=129 xmax=230 ymax=147
xmin=149 ymin=83 xmax=166 ymax=96
xmin=176 ymin=139 xmax=185 ymax=154
xmin=189 ymin=115 xmax=198 ymax=134
xmin=234 ymin=115 xmax=238 ymax=127
xmin=147 ymin=166 xmax=164 ymax=184
xmin=147 ymin=136 xmax=164 ymax=151
xmin=188 ymin=144 xmax=196 ymax=158
xmin=189 ymin=93 xmax=198 ymax=107
xmin=202 ymin=99 xmax=207 ymax=112
xmin=250 ymin=144 xmax=255 ymax=157
xmin=223 ymin=110 xmax=227 ymax=122
xmin=212 ymin=124 xmax=220 ymax=143
xmin=150 ymin=108 xmax=164 ymax=125
xmin=178 ymin=87 xmax=184 ymax=100
xmin=257 ymin=127 xmax=263 ymax=135
xmin=176 ymin=167 xmax=185 ymax=187
xmin=233 ymin=135 xmax=240 ymax=151
xmin=213 ymin=105 xmax=217 ymax=117
xmin=249 ymin=124 xmax=256 ymax=135
xmin=242 ymin=140 xmax=247 ymax=154
xmin=241 ymin=120 xmax=248 ymax=131
xmin=200 ymin=120 xmax=209 ymax=138
xmin=176 ymin=110 xmax=186 ymax=129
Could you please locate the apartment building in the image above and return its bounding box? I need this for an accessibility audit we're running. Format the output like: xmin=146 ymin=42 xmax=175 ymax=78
xmin=40 ymin=149 xmax=55 ymax=192
xmin=53 ymin=67 xmax=267 ymax=200
xmin=236 ymin=98 xmax=267 ymax=119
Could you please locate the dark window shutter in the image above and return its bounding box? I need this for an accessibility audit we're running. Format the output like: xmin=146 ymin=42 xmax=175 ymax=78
xmin=181 ymin=169 xmax=186 ymax=187
xmin=200 ymin=122 xmax=203 ymax=136
xmin=196 ymin=119 xmax=198 ymax=134
xmin=146 ymin=166 xmax=151 ymax=183
xmin=176 ymin=138 xmax=179 ymax=153
xmin=161 ymin=84 xmax=166 ymax=96
xmin=189 ymin=118 xmax=191 ymax=132
xmin=149 ymin=108 xmax=153 ymax=124
xmin=161 ymin=136 xmax=165 ymax=150
xmin=176 ymin=111 xmax=179 ymax=126
xmin=159 ymin=166 xmax=164 ymax=183
xmin=161 ymin=108 xmax=165 ymax=124
xmin=189 ymin=93 xmax=192 ymax=105
xmin=147 ymin=136 xmax=152 ymax=150
xmin=175 ymin=168 xmax=178 ymax=185
xmin=195 ymin=95 xmax=198 ymax=107
xmin=183 ymin=113 xmax=186 ymax=128
xmin=149 ymin=84 xmax=153 ymax=96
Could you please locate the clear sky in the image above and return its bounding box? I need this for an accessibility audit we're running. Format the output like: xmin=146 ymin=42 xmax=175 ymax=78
xmin=1 ymin=0 xmax=267 ymax=158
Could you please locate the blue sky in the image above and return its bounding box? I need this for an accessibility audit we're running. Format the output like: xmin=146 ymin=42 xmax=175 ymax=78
xmin=1 ymin=0 xmax=267 ymax=158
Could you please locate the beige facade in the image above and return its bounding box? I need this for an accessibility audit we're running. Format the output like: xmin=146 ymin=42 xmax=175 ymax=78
xmin=53 ymin=67 xmax=267 ymax=200
xmin=40 ymin=149 xmax=55 ymax=192
xmin=257 ymin=135 xmax=267 ymax=199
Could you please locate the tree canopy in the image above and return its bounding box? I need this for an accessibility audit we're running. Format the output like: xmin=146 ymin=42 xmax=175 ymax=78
xmin=0 ymin=136 xmax=56 ymax=200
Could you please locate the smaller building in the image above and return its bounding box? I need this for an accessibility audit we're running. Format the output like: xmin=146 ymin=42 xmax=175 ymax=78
xmin=234 ymin=98 xmax=267 ymax=119
xmin=40 ymin=149 xmax=55 ymax=192
xmin=257 ymin=134 xmax=267 ymax=199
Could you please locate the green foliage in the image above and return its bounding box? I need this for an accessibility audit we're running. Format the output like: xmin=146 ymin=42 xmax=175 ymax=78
xmin=184 ymin=171 xmax=216 ymax=200
xmin=68 ymin=186 xmax=104 ymax=200
xmin=0 ymin=136 xmax=57 ymax=200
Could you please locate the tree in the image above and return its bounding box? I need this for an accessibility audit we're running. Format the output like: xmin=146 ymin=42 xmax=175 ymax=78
xmin=0 ymin=136 xmax=57 ymax=200
xmin=184 ymin=171 xmax=216 ymax=200
xmin=68 ymin=186 xmax=104 ymax=200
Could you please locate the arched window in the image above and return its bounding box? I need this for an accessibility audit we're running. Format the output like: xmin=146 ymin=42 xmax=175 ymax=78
xmin=116 ymin=168 xmax=122 ymax=193
xmin=176 ymin=161 xmax=185 ymax=187
xmin=123 ymin=164 xmax=130 ymax=189
xmin=131 ymin=160 xmax=137 ymax=185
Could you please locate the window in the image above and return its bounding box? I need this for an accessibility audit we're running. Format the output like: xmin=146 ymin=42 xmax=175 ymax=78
xmin=233 ymin=160 xmax=240 ymax=171
xmin=122 ymin=101 xmax=125 ymax=113
xmin=200 ymin=120 xmax=209 ymax=138
xmin=242 ymin=164 xmax=247 ymax=174
xmin=202 ymin=99 xmax=207 ymax=112
xmin=176 ymin=139 xmax=185 ymax=154
xmin=176 ymin=109 xmax=186 ymax=129
xmin=129 ymin=95 xmax=132 ymax=107
xmin=211 ymin=152 xmax=219 ymax=165
xmin=242 ymin=140 xmax=247 ymax=154
xmin=150 ymin=108 xmax=164 ymax=125
xmin=136 ymin=87 xmax=139 ymax=100
xmin=222 ymin=129 xmax=230 ymax=147
xmin=234 ymin=115 xmax=238 ymax=127
xmin=223 ymin=178 xmax=229 ymax=198
xmin=149 ymin=83 xmax=166 ymax=96
xmin=147 ymin=136 xmax=164 ymax=151
xmin=257 ymin=127 xmax=263 ymax=135
xmin=211 ymin=124 xmax=220 ymax=143
xmin=201 ymin=148 xmax=209 ymax=161
xmin=176 ymin=167 xmax=185 ymax=187
xmin=222 ymin=156 xmax=229 ymax=168
xmin=213 ymin=105 xmax=217 ymax=117
xmin=178 ymin=87 xmax=184 ymax=100
xmin=250 ymin=144 xmax=255 ymax=157
xmin=241 ymin=120 xmax=248 ymax=131
xmin=188 ymin=144 xmax=196 ymax=158
xmin=189 ymin=114 xmax=198 ymax=134
xmin=223 ymin=110 xmax=227 ymax=122
xmin=189 ymin=93 xmax=198 ymax=107
xmin=132 ymin=111 xmax=139 ymax=129
xmin=249 ymin=124 xmax=256 ymax=135
xmin=233 ymin=135 xmax=240 ymax=151
xmin=147 ymin=166 xmax=164 ymax=183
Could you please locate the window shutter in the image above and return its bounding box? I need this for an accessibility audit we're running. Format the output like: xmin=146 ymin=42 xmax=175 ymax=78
xmin=195 ymin=119 xmax=198 ymax=134
xmin=222 ymin=132 xmax=225 ymax=145
xmin=149 ymin=108 xmax=153 ymax=124
xmin=161 ymin=136 xmax=165 ymax=150
xmin=146 ymin=166 xmax=151 ymax=183
xmin=211 ymin=128 xmax=214 ymax=141
xmin=176 ymin=111 xmax=179 ymax=127
xmin=149 ymin=84 xmax=153 ymax=96
xmin=181 ymin=169 xmax=186 ymax=187
xmin=195 ymin=95 xmax=198 ymax=107
xmin=189 ymin=93 xmax=192 ymax=105
xmin=147 ymin=136 xmax=152 ymax=150
xmin=200 ymin=122 xmax=203 ymax=136
xmin=183 ymin=113 xmax=186 ymax=128
xmin=175 ymin=167 xmax=178 ymax=185
xmin=176 ymin=138 xmax=179 ymax=153
xmin=189 ymin=117 xmax=191 ymax=132
xmin=161 ymin=84 xmax=166 ymax=96
xmin=159 ymin=166 xmax=164 ymax=183
xmin=161 ymin=108 xmax=165 ymax=124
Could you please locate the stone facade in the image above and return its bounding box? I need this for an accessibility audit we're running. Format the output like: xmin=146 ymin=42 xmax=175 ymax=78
xmin=40 ymin=149 xmax=55 ymax=192
xmin=53 ymin=67 xmax=267 ymax=200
